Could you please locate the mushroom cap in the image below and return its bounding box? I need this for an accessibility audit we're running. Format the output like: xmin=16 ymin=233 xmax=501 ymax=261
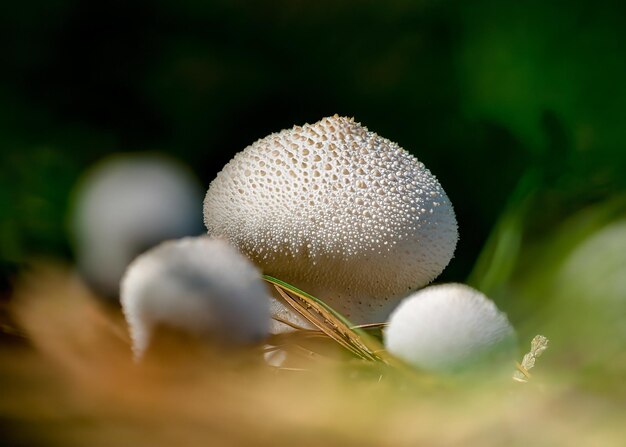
xmin=384 ymin=283 xmax=516 ymax=372
xmin=70 ymin=153 xmax=204 ymax=297
xmin=204 ymin=115 xmax=458 ymax=323
xmin=120 ymin=237 xmax=270 ymax=359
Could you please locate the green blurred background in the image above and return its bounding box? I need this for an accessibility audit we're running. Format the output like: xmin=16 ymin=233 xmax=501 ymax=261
xmin=1 ymin=0 xmax=625 ymax=310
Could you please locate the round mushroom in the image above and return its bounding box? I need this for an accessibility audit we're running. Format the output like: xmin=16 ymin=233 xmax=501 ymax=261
xmin=121 ymin=237 xmax=271 ymax=359
xmin=69 ymin=153 xmax=204 ymax=298
xmin=384 ymin=283 xmax=517 ymax=373
xmin=204 ymin=115 xmax=458 ymax=324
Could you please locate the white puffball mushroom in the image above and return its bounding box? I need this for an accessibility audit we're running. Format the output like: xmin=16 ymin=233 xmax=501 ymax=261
xmin=204 ymin=115 xmax=458 ymax=324
xmin=120 ymin=237 xmax=271 ymax=359
xmin=70 ymin=153 xmax=204 ymax=297
xmin=384 ymin=283 xmax=516 ymax=373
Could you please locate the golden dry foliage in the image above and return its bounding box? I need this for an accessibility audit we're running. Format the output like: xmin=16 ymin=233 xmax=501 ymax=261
xmin=1 ymin=263 xmax=624 ymax=447
xmin=513 ymin=335 xmax=549 ymax=383
xmin=265 ymin=275 xmax=402 ymax=367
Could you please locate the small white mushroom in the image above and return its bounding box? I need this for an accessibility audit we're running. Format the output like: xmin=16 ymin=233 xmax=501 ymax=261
xmin=70 ymin=153 xmax=204 ymax=297
xmin=384 ymin=283 xmax=516 ymax=372
xmin=204 ymin=115 xmax=458 ymax=325
xmin=120 ymin=237 xmax=271 ymax=359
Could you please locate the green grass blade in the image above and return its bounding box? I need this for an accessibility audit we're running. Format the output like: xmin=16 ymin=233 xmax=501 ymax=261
xmin=263 ymin=275 xmax=397 ymax=365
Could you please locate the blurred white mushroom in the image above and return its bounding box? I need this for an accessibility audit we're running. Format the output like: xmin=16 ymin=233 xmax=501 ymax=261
xmin=69 ymin=153 xmax=204 ymax=297
xmin=121 ymin=237 xmax=271 ymax=359
xmin=557 ymin=218 xmax=626 ymax=308
xmin=552 ymin=218 xmax=626 ymax=353
xmin=384 ymin=283 xmax=516 ymax=373
xmin=204 ymin=115 xmax=458 ymax=327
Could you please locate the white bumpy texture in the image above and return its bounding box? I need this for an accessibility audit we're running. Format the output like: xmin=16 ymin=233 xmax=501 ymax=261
xmin=204 ymin=115 xmax=458 ymax=323
xmin=121 ymin=237 xmax=270 ymax=359
xmin=385 ymin=283 xmax=516 ymax=372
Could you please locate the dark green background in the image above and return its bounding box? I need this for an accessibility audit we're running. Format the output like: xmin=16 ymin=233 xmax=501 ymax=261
xmin=2 ymin=0 xmax=625 ymax=296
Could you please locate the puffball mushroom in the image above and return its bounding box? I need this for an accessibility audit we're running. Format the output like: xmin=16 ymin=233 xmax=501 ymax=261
xmin=120 ymin=237 xmax=271 ymax=359
xmin=384 ymin=283 xmax=517 ymax=373
xmin=204 ymin=115 xmax=458 ymax=324
xmin=70 ymin=153 xmax=204 ymax=297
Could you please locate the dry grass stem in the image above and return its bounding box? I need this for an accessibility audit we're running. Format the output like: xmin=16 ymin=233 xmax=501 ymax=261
xmin=0 ymin=264 xmax=623 ymax=446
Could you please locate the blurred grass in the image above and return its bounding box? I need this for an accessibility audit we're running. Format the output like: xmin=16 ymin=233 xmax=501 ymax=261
xmin=0 ymin=263 xmax=624 ymax=446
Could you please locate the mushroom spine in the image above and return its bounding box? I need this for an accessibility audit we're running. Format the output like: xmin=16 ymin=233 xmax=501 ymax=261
xmin=204 ymin=115 xmax=458 ymax=324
